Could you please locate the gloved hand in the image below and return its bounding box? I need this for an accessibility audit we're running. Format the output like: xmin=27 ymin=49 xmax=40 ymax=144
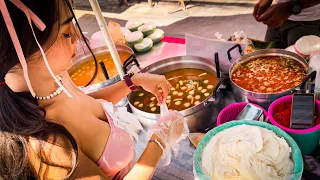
xmin=148 ymin=103 xmax=189 ymax=166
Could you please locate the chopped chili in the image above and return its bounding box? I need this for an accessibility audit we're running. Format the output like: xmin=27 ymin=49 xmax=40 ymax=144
xmin=143 ymin=98 xmax=149 ymax=104
xmin=273 ymin=102 xmax=320 ymax=128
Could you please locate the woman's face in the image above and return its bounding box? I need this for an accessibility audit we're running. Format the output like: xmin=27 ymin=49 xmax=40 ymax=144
xmin=42 ymin=2 xmax=79 ymax=75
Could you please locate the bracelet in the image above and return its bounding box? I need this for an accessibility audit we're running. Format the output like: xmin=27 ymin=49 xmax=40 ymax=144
xmin=149 ymin=139 xmax=165 ymax=153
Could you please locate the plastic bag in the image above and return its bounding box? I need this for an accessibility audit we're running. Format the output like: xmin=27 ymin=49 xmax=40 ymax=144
xmin=295 ymin=35 xmax=320 ymax=57
xmin=149 ymin=103 xmax=189 ymax=166
xmin=186 ymin=33 xmax=245 ymax=73
xmin=101 ymin=101 xmax=143 ymax=142
xmin=90 ymin=21 xmax=126 ymax=49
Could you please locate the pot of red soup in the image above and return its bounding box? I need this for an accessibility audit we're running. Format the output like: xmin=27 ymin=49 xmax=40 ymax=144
xmin=230 ymin=49 xmax=308 ymax=109
xmin=128 ymin=56 xmax=226 ymax=132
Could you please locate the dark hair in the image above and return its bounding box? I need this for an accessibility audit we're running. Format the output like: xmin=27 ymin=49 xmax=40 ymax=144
xmin=0 ymin=0 xmax=95 ymax=179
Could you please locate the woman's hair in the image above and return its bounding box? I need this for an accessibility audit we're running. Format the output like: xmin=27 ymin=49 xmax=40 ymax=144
xmin=0 ymin=0 xmax=96 ymax=179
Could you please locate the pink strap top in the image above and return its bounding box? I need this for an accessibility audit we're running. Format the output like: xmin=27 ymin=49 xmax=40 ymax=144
xmin=97 ymin=100 xmax=135 ymax=179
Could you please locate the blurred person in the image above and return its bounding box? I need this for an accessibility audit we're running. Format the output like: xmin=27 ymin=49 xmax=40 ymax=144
xmin=253 ymin=0 xmax=320 ymax=48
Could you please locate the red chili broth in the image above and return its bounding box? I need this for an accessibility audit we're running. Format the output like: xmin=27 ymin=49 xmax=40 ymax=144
xmin=231 ymin=56 xmax=307 ymax=93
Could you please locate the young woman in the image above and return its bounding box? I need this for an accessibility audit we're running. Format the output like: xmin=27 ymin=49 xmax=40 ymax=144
xmin=0 ymin=0 xmax=185 ymax=179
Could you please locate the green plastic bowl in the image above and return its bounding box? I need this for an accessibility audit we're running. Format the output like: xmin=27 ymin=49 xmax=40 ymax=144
xmin=193 ymin=120 xmax=303 ymax=180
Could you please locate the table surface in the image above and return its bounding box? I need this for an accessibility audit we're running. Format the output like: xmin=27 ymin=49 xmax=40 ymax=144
xmin=134 ymin=41 xmax=320 ymax=180
xmin=135 ymin=41 xmax=237 ymax=180
xmin=152 ymin=91 xmax=236 ymax=180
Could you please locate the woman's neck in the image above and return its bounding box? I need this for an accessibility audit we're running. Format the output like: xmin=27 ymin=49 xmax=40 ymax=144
xmin=5 ymin=69 xmax=61 ymax=98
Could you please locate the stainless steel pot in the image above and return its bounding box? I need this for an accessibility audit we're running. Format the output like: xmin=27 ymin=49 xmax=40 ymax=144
xmin=69 ymin=45 xmax=136 ymax=107
xmin=127 ymin=56 xmax=226 ymax=132
xmin=229 ymin=49 xmax=309 ymax=110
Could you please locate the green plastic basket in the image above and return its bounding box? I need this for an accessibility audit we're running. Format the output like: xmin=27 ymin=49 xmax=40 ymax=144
xmin=193 ymin=120 xmax=303 ymax=180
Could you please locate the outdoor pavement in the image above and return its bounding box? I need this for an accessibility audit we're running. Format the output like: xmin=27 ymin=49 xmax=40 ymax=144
xmin=74 ymin=0 xmax=267 ymax=40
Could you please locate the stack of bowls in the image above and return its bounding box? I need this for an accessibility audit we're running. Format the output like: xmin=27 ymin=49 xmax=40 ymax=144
xmin=216 ymin=102 xmax=268 ymax=126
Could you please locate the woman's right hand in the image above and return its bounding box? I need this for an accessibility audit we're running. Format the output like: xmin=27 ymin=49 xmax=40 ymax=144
xmin=149 ymin=110 xmax=189 ymax=166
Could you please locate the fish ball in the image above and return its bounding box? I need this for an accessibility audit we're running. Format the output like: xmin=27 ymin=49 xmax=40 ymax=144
xmin=134 ymin=101 xmax=140 ymax=106
xmin=175 ymin=101 xmax=182 ymax=106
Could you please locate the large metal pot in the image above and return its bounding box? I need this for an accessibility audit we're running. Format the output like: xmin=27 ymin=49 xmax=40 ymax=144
xmin=229 ymin=49 xmax=309 ymax=109
xmin=69 ymin=45 xmax=137 ymax=107
xmin=128 ymin=56 xmax=226 ymax=132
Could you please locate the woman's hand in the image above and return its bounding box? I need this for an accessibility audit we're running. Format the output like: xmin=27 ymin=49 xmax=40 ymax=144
xmin=149 ymin=110 xmax=189 ymax=166
xmin=132 ymin=73 xmax=172 ymax=104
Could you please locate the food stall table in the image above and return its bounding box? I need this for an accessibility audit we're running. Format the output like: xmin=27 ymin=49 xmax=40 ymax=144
xmin=134 ymin=40 xmax=237 ymax=180
xmin=151 ymin=89 xmax=236 ymax=180
xmin=135 ymin=40 xmax=320 ymax=180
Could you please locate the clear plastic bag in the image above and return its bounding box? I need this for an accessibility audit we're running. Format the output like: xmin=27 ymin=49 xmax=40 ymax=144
xmin=149 ymin=103 xmax=189 ymax=166
xmin=101 ymin=101 xmax=143 ymax=142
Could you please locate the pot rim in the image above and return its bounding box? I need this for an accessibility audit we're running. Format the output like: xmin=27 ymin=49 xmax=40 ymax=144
xmin=69 ymin=45 xmax=134 ymax=92
xmin=229 ymin=48 xmax=308 ymax=95
xmin=127 ymin=55 xmax=222 ymax=117
xmin=128 ymin=93 xmax=221 ymax=118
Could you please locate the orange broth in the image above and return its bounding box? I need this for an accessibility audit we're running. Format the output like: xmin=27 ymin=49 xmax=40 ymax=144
xmin=130 ymin=69 xmax=218 ymax=114
xmin=70 ymin=51 xmax=132 ymax=86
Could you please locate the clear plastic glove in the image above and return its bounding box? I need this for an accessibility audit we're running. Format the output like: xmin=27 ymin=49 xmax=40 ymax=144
xmin=101 ymin=100 xmax=143 ymax=142
xmin=148 ymin=103 xmax=189 ymax=166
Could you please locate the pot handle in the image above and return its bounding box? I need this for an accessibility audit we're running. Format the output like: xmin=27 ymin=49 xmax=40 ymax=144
xmin=207 ymin=76 xmax=227 ymax=102
xmin=123 ymin=54 xmax=141 ymax=74
xmin=299 ymin=71 xmax=316 ymax=93
xmin=214 ymin=52 xmax=221 ymax=78
xmin=204 ymin=122 xmax=216 ymax=133
xmin=227 ymin=44 xmax=243 ymax=61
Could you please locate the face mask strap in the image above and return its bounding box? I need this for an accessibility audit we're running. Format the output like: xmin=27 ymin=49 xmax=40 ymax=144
xmin=0 ymin=0 xmax=72 ymax=97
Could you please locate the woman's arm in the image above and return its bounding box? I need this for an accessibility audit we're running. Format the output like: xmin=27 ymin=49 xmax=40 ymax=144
xmin=124 ymin=134 xmax=165 ymax=180
xmin=69 ymin=150 xmax=110 ymax=180
xmin=88 ymin=73 xmax=171 ymax=104
xmin=61 ymin=71 xmax=131 ymax=104
xmin=88 ymin=80 xmax=131 ymax=104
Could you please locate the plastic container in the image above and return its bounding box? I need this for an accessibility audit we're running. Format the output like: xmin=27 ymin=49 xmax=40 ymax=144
xmin=294 ymin=35 xmax=320 ymax=58
xmin=268 ymin=95 xmax=320 ymax=155
xmin=309 ymin=51 xmax=320 ymax=93
xmin=217 ymin=102 xmax=268 ymax=126
xmin=193 ymin=120 xmax=303 ymax=180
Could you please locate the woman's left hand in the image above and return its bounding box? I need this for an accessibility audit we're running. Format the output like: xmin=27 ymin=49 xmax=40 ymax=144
xmin=132 ymin=73 xmax=172 ymax=104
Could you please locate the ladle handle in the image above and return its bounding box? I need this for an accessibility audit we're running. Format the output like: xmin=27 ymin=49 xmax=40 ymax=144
xmin=299 ymin=71 xmax=316 ymax=93
xmin=206 ymin=76 xmax=227 ymax=104
xmin=227 ymin=44 xmax=243 ymax=61
xmin=214 ymin=52 xmax=221 ymax=78
xmin=123 ymin=55 xmax=140 ymax=74
xmin=99 ymin=62 xmax=110 ymax=80
xmin=212 ymin=76 xmax=227 ymax=98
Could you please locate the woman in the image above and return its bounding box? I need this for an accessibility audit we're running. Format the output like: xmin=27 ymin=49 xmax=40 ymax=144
xmin=0 ymin=0 xmax=186 ymax=179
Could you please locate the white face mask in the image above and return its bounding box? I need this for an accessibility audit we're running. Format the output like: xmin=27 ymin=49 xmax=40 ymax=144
xmin=0 ymin=0 xmax=72 ymax=97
